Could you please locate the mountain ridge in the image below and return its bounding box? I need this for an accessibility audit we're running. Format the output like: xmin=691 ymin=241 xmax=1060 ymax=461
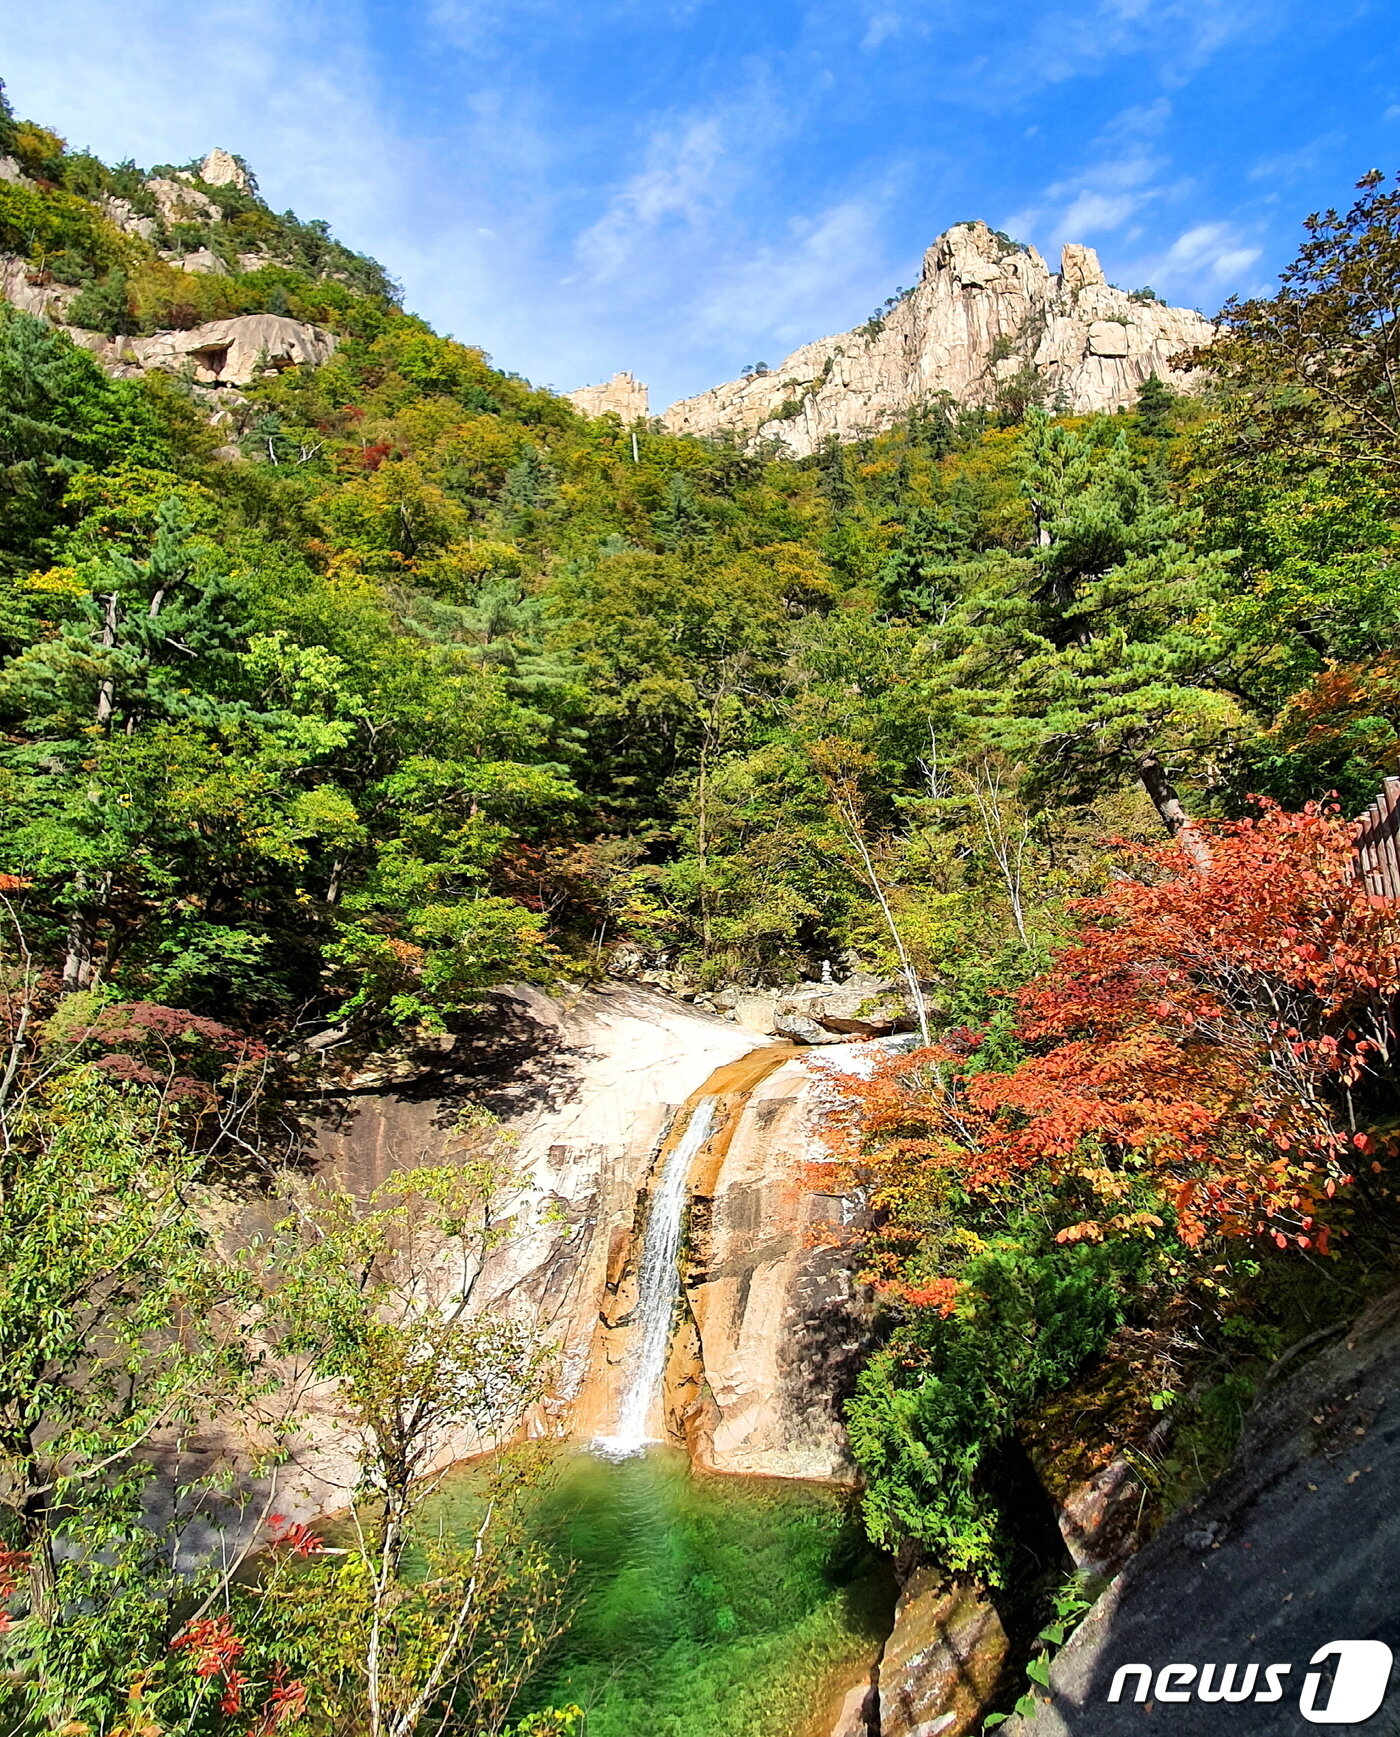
xmin=660 ymin=221 xmax=1216 ymax=454
xmin=569 ymin=221 xmax=1216 ymax=452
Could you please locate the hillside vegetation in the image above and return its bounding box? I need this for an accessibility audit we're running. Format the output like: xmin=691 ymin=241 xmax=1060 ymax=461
xmin=2 ymin=72 xmax=1400 ymax=1735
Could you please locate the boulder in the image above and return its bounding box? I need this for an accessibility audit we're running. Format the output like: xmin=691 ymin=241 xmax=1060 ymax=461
xmin=878 ymin=1573 xmax=1009 ymax=1737
xmin=114 ymin=313 xmax=336 ymax=386
xmin=0 ymin=156 xmax=24 ymax=185
xmin=702 ymin=972 xmax=916 ymax=1042
xmin=731 ymin=992 xmax=780 ymax=1035
xmin=176 ymin=248 xmax=228 ymax=277
xmin=773 ymin=1010 xmax=847 ymax=1045
xmin=1086 ymin=320 xmax=1130 ymax=358
xmin=776 ymin=972 xmax=914 ymax=1040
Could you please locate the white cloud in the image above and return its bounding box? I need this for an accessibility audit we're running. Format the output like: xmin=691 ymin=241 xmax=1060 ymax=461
xmin=861 ymin=9 xmax=905 ymax=49
xmin=946 ymin=0 xmax=1285 ymax=107
xmin=1248 ymin=133 xmax=1343 ymax=183
xmin=1156 ymin=220 xmax=1261 ymax=279
xmin=575 ymin=117 xmax=731 ymax=282
xmin=1055 ymin=190 xmax=1143 ymax=234
xmin=995 ymin=91 xmax=1267 ymax=313
xmin=693 ymin=197 xmax=895 ymax=351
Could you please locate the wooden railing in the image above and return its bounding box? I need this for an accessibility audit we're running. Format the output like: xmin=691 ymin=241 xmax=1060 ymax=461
xmin=1354 ymin=777 xmax=1400 ymax=901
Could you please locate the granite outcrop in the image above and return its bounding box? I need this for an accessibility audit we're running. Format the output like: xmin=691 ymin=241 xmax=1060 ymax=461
xmin=566 ymin=370 xmax=650 ymax=420
xmin=660 ymin=221 xmax=1215 ymax=457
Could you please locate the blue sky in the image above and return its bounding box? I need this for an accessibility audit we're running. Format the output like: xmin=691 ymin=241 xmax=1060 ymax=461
xmin=2 ymin=1 xmax=1399 ymax=407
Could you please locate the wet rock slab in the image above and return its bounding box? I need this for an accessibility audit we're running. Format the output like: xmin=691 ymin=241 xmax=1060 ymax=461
xmin=878 ymin=1574 xmax=1008 ymax=1737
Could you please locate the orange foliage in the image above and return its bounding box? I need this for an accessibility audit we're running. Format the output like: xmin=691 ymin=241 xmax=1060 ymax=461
xmin=1270 ymin=653 xmax=1400 ymax=761
xmin=830 ymin=802 xmax=1399 ymax=1259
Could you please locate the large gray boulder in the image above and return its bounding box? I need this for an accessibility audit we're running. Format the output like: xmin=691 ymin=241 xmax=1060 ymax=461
xmin=775 ymin=972 xmax=915 ymax=1041
xmin=1008 ymin=1290 xmax=1400 ymax=1734
xmin=703 ymin=971 xmax=918 ymax=1044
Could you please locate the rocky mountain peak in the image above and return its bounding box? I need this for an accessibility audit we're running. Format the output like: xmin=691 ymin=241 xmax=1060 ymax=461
xmin=656 ymin=220 xmax=1215 ymax=456
xmin=195 ymin=148 xmax=252 ymax=192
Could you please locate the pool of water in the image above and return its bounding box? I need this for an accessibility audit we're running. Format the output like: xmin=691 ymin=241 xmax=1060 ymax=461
xmin=426 ymin=1448 xmax=894 ymax=1737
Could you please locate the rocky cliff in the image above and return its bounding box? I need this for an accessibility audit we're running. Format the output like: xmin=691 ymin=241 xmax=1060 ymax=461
xmin=658 ymin=221 xmax=1215 ymax=457
xmin=0 ymin=139 xmax=380 ymax=416
xmin=1005 ymin=1288 xmax=1400 ymax=1735
xmin=260 ymin=984 xmax=870 ymax=1521
xmin=566 ymin=370 xmax=650 ymax=420
xmin=61 ymin=309 xmax=337 ymax=386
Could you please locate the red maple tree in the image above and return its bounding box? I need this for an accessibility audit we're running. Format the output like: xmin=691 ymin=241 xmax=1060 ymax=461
xmin=828 ymin=800 xmax=1399 ymax=1294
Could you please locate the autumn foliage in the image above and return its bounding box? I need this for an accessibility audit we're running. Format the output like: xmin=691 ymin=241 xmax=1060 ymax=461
xmin=832 ymin=801 xmax=1400 ymax=1302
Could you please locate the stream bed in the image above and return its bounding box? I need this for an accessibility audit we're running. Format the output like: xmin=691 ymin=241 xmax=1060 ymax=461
xmin=426 ymin=1447 xmax=894 ymax=1737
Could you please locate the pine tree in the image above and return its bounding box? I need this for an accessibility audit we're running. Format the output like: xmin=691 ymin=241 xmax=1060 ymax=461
xmin=4 ymin=497 xmax=253 ymax=988
xmin=944 ymin=410 xmax=1239 ymax=851
xmin=652 ymin=472 xmax=709 ymax=550
xmin=1134 ymin=371 xmax=1176 ymax=438
xmin=0 ymin=310 xmax=168 ymax=569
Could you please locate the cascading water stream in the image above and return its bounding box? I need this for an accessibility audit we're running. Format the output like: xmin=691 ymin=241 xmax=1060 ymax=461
xmin=594 ymin=1096 xmax=718 ymax=1457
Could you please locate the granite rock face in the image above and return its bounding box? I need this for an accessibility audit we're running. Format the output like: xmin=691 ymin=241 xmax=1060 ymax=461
xmin=96 ymin=312 xmax=335 ymax=386
xmin=877 ymin=1573 xmax=1009 ymax=1737
xmin=197 ymin=148 xmax=251 ymax=191
xmin=1008 ymin=1289 xmax=1400 ymax=1735
xmin=676 ymin=1044 xmax=873 ymax=1481
xmin=100 ymin=195 xmax=159 ymax=241
xmin=566 ymin=369 xmax=650 ymax=420
xmin=145 ymin=174 xmax=220 ymax=227
xmin=661 ymin=222 xmax=1215 ymax=457
xmin=0 ymin=254 xmax=78 ymax=322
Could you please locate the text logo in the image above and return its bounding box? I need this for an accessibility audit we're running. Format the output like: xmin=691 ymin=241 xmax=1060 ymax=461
xmin=1107 ymin=1641 xmax=1393 ymax=1723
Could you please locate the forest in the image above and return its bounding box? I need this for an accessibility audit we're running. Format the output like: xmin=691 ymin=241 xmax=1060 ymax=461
xmin=2 ymin=68 xmax=1400 ymax=1736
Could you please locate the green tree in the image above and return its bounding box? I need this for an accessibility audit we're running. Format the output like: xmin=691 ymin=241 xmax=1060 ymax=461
xmin=0 ymin=310 xmax=170 ymax=570
xmin=943 ymin=411 xmax=1239 ymax=853
xmin=253 ymin=1142 xmax=564 ymax=1737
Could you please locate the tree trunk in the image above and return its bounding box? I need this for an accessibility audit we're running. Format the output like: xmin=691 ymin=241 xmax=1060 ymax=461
xmin=61 ymin=873 xmax=95 ymax=993
xmin=64 ymin=590 xmax=123 ymax=990
xmin=14 ymin=1453 xmax=56 ymax=1625
xmin=94 ymin=591 xmax=118 ymax=730
xmin=61 ymin=869 xmax=111 ymax=993
xmin=695 ymin=743 xmax=712 ymax=952
xmin=1137 ymin=751 xmax=1212 ymax=872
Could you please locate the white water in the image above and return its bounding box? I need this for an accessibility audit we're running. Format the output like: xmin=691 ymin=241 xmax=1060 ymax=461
xmin=593 ymin=1097 xmax=718 ymax=1459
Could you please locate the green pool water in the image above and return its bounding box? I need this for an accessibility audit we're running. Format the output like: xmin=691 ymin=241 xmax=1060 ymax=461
xmin=427 ymin=1447 xmax=894 ymax=1737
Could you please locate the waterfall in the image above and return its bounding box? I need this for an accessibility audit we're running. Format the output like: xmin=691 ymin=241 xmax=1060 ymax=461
xmin=594 ymin=1097 xmax=718 ymax=1458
